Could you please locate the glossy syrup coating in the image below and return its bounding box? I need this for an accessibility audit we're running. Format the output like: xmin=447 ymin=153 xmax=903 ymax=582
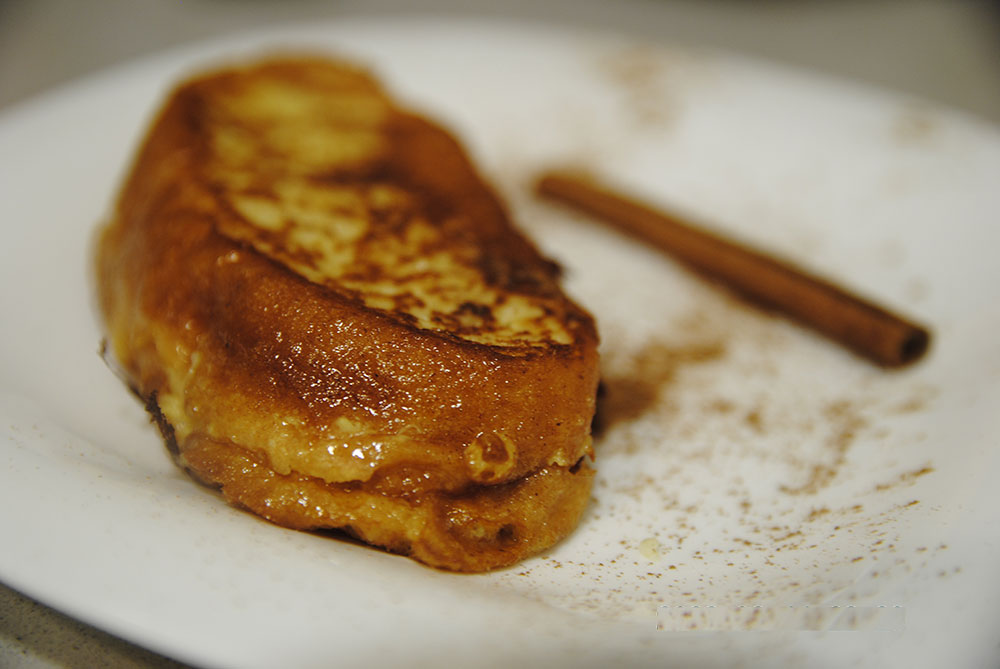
xmin=96 ymin=57 xmax=599 ymax=571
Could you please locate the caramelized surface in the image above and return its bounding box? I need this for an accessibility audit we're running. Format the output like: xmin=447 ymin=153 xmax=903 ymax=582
xmin=96 ymin=57 xmax=599 ymax=571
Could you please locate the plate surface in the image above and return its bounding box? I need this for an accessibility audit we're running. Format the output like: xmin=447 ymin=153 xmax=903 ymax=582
xmin=2 ymin=18 xmax=999 ymax=669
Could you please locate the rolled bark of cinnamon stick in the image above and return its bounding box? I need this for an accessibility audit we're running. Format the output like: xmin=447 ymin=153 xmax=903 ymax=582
xmin=536 ymin=171 xmax=930 ymax=367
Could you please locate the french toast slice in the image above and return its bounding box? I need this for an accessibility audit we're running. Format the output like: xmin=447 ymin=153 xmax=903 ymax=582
xmin=95 ymin=57 xmax=600 ymax=572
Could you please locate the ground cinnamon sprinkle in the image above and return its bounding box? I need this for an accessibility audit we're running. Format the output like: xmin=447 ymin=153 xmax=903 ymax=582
xmin=779 ymin=400 xmax=869 ymax=495
xmin=595 ymin=339 xmax=727 ymax=439
xmin=874 ymin=466 xmax=935 ymax=492
xmin=483 ymin=89 xmax=943 ymax=625
xmin=489 ymin=293 xmax=940 ymax=622
xmin=596 ymin=45 xmax=676 ymax=128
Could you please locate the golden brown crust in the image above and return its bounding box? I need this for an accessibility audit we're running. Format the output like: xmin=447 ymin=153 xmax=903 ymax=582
xmin=96 ymin=56 xmax=599 ymax=571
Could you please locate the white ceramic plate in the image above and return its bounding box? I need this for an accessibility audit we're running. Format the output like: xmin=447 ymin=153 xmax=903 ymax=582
xmin=2 ymin=18 xmax=999 ymax=669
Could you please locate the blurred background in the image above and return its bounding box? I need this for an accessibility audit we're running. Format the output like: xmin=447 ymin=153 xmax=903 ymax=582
xmin=1 ymin=0 xmax=999 ymax=122
xmin=0 ymin=0 xmax=998 ymax=667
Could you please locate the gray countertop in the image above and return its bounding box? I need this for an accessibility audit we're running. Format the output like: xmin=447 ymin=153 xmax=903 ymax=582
xmin=3 ymin=0 xmax=999 ymax=122
xmin=1 ymin=1 xmax=998 ymax=667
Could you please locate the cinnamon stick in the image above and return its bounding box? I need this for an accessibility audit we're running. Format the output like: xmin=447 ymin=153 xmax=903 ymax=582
xmin=535 ymin=171 xmax=930 ymax=367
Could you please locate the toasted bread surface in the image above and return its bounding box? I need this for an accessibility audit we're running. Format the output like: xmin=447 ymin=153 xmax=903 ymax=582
xmin=96 ymin=57 xmax=599 ymax=571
